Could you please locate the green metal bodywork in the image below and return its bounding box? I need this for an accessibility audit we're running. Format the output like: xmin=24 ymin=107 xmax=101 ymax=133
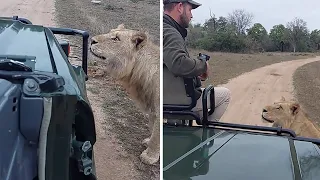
xmin=0 ymin=19 xmax=96 ymax=143
xmin=0 ymin=18 xmax=97 ymax=179
xmin=163 ymin=125 xmax=320 ymax=180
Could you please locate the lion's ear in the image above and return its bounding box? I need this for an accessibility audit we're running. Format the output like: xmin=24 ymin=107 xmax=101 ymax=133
xmin=131 ymin=31 xmax=147 ymax=49
xmin=117 ymin=24 xmax=125 ymax=29
xmin=290 ymin=103 xmax=300 ymax=115
xmin=280 ymin=96 xmax=286 ymax=101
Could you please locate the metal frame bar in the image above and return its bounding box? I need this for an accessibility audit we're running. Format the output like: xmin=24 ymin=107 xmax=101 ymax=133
xmin=48 ymin=27 xmax=89 ymax=76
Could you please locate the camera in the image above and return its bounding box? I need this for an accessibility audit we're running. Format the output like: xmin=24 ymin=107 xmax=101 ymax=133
xmin=198 ymin=53 xmax=210 ymax=61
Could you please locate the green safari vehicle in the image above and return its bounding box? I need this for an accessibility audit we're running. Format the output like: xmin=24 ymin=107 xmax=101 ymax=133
xmin=0 ymin=16 xmax=96 ymax=180
xmin=163 ymin=54 xmax=320 ymax=180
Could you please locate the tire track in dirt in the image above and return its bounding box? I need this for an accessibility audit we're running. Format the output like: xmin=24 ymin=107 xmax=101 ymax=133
xmin=219 ymin=56 xmax=320 ymax=126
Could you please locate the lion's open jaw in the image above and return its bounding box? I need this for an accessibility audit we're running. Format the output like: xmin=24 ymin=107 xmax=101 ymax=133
xmin=261 ymin=114 xmax=274 ymax=123
xmin=90 ymin=48 xmax=106 ymax=60
xmin=261 ymin=113 xmax=274 ymax=123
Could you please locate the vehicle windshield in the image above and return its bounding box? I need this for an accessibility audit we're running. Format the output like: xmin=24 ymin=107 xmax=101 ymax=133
xmin=0 ymin=19 xmax=54 ymax=73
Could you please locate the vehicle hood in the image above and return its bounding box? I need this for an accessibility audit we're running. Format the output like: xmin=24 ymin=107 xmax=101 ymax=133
xmin=163 ymin=126 xmax=320 ymax=180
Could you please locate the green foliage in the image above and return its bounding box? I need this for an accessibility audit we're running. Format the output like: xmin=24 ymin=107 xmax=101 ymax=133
xmin=310 ymin=29 xmax=320 ymax=50
xmin=187 ymin=10 xmax=319 ymax=53
xmin=247 ymin=23 xmax=267 ymax=42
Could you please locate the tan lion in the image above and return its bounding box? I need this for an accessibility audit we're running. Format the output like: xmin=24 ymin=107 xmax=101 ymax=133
xmin=89 ymin=24 xmax=160 ymax=165
xmin=261 ymin=96 xmax=320 ymax=139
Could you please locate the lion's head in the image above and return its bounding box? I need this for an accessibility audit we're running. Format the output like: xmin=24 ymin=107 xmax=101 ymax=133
xmin=261 ymin=96 xmax=301 ymax=127
xmin=89 ymin=24 xmax=149 ymax=79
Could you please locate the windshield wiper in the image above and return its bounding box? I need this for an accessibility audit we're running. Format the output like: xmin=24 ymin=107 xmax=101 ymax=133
xmin=0 ymin=59 xmax=32 ymax=72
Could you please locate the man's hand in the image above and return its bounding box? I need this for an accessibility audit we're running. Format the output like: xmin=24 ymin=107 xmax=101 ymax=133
xmin=198 ymin=61 xmax=209 ymax=81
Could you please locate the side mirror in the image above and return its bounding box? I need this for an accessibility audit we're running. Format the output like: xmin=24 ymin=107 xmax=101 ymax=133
xmin=59 ymin=40 xmax=88 ymax=81
xmin=59 ymin=40 xmax=70 ymax=57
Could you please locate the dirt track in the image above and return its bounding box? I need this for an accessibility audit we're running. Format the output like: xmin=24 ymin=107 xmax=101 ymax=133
xmin=0 ymin=0 xmax=55 ymax=26
xmin=219 ymin=57 xmax=320 ymax=126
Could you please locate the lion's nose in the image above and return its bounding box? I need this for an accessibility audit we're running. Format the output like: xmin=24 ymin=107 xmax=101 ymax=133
xmin=263 ymin=109 xmax=268 ymax=113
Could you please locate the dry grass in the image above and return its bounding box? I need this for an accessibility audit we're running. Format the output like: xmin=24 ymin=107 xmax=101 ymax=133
xmin=293 ymin=60 xmax=320 ymax=127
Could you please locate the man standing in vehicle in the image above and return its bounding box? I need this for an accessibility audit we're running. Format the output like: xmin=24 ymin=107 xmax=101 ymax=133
xmin=163 ymin=0 xmax=231 ymax=122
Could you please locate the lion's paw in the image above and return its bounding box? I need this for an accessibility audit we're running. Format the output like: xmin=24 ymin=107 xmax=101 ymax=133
xmin=142 ymin=137 xmax=150 ymax=147
xmin=140 ymin=149 xmax=159 ymax=165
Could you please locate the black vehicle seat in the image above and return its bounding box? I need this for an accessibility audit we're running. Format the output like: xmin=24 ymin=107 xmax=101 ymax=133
xmin=163 ymin=65 xmax=215 ymax=126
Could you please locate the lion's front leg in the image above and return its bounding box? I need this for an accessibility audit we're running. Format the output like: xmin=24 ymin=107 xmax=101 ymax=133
xmin=142 ymin=137 xmax=150 ymax=147
xmin=142 ymin=113 xmax=156 ymax=147
xmin=140 ymin=115 xmax=159 ymax=165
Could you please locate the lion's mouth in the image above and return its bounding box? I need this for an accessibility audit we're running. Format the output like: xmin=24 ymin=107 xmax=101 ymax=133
xmin=90 ymin=47 xmax=106 ymax=60
xmin=261 ymin=112 xmax=274 ymax=123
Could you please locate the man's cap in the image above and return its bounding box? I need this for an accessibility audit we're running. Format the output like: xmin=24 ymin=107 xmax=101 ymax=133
xmin=163 ymin=0 xmax=202 ymax=9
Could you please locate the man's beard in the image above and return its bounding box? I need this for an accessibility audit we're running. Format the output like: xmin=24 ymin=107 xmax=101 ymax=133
xmin=179 ymin=12 xmax=189 ymax=28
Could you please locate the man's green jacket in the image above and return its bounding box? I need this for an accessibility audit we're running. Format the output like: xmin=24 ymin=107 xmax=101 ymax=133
xmin=163 ymin=14 xmax=207 ymax=101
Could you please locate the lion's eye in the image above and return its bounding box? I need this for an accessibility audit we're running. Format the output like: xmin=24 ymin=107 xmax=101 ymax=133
xmin=111 ymin=36 xmax=120 ymax=41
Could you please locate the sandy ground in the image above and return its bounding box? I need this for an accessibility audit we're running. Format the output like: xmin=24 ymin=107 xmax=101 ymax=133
xmin=219 ymin=57 xmax=320 ymax=126
xmin=0 ymin=0 xmax=56 ymax=27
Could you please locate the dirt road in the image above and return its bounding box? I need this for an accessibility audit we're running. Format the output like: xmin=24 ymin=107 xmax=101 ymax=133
xmin=0 ymin=0 xmax=55 ymax=27
xmin=219 ymin=56 xmax=320 ymax=126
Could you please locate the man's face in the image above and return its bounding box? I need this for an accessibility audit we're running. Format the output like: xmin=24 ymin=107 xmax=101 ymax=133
xmin=177 ymin=3 xmax=193 ymax=28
